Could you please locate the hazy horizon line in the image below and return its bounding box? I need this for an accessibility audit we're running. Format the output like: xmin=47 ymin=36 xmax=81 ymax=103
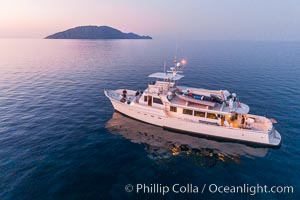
xmin=1 ymin=37 xmax=300 ymax=43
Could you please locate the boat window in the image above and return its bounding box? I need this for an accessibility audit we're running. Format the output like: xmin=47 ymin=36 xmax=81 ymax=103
xmin=207 ymin=113 xmax=218 ymax=119
xmin=170 ymin=106 xmax=177 ymax=112
xmin=183 ymin=109 xmax=193 ymax=115
xmin=194 ymin=111 xmax=205 ymax=117
xmin=153 ymin=97 xmax=163 ymax=105
xmin=144 ymin=96 xmax=147 ymax=102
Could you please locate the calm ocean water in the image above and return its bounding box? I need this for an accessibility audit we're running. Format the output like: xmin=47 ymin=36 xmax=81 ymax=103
xmin=0 ymin=39 xmax=299 ymax=200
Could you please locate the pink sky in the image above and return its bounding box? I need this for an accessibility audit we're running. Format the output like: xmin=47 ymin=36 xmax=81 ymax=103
xmin=1 ymin=0 xmax=300 ymax=40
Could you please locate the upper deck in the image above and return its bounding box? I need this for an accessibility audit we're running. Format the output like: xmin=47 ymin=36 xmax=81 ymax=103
xmin=144 ymin=80 xmax=230 ymax=114
xmin=170 ymin=95 xmax=223 ymax=111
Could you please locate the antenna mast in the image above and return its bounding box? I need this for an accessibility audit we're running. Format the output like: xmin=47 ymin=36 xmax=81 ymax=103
xmin=174 ymin=38 xmax=178 ymax=65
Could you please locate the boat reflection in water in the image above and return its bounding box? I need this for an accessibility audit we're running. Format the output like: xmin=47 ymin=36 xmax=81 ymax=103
xmin=105 ymin=112 xmax=268 ymax=166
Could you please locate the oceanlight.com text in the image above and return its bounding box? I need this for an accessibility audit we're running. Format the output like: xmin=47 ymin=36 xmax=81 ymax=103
xmin=124 ymin=183 xmax=294 ymax=196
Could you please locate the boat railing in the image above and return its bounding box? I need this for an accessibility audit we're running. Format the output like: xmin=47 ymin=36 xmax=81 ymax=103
xmin=106 ymin=89 xmax=139 ymax=105
xmin=106 ymin=90 xmax=121 ymax=101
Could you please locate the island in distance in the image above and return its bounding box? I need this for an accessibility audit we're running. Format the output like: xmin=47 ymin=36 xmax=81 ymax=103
xmin=45 ymin=25 xmax=152 ymax=40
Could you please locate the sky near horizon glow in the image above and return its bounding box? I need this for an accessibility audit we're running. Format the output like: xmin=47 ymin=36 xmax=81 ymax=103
xmin=0 ymin=0 xmax=300 ymax=40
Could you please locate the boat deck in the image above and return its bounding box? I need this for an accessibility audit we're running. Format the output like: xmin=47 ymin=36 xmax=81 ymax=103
xmin=170 ymin=95 xmax=223 ymax=111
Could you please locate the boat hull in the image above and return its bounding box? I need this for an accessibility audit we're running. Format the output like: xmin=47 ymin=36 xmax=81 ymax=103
xmin=105 ymin=93 xmax=281 ymax=148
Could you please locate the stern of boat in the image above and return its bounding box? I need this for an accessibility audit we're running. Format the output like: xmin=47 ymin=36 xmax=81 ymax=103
xmin=268 ymin=128 xmax=281 ymax=147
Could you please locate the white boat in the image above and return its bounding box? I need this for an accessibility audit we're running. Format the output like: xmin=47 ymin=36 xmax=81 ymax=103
xmin=106 ymin=112 xmax=269 ymax=162
xmin=104 ymin=59 xmax=281 ymax=147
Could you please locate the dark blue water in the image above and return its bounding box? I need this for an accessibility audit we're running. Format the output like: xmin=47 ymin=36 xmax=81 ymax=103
xmin=0 ymin=39 xmax=299 ymax=200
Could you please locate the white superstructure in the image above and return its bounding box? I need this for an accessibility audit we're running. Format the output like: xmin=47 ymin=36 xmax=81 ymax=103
xmin=104 ymin=59 xmax=281 ymax=147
